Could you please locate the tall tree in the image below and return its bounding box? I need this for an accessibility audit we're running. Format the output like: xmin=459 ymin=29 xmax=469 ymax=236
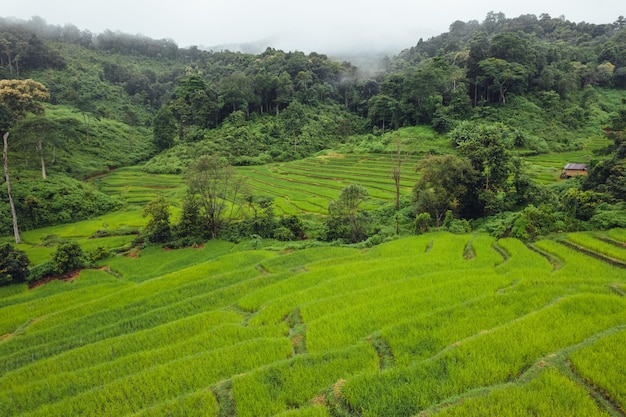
xmin=478 ymin=58 xmax=528 ymax=104
xmin=152 ymin=105 xmax=177 ymax=151
xmin=391 ymin=138 xmax=411 ymax=211
xmin=186 ymin=155 xmax=244 ymax=239
xmin=142 ymin=196 xmax=171 ymax=243
xmin=0 ymin=79 xmax=49 ymax=243
xmin=14 ymin=116 xmax=61 ymax=179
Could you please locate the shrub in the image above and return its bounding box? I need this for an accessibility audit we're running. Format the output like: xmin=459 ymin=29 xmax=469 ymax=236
xmin=28 ymin=260 xmax=55 ymax=282
xmin=87 ymin=247 xmax=111 ymax=263
xmin=0 ymin=243 xmax=30 ymax=286
xmin=52 ymin=242 xmax=87 ymax=274
xmin=274 ymin=226 xmax=295 ymax=241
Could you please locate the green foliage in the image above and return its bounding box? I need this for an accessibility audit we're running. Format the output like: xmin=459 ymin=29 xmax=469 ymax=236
xmin=0 ymin=104 xmax=16 ymax=132
xmin=185 ymin=155 xmax=245 ymax=239
xmin=51 ymin=241 xmax=87 ymax=274
xmin=0 ymin=243 xmax=30 ymax=285
xmin=7 ymin=106 xmax=154 ymax=179
xmin=325 ymin=184 xmax=372 ymax=243
xmin=415 ymin=212 xmax=431 ymax=233
xmin=141 ymin=196 xmax=171 ymax=244
xmin=26 ymin=259 xmax=54 ymax=282
xmin=143 ymin=105 xmax=364 ymax=173
xmin=413 ymin=154 xmax=478 ymax=225
xmin=152 ymin=105 xmax=177 ymax=151
xmin=0 ymin=176 xmax=119 ymax=235
xmin=510 ymin=204 xmax=560 ymax=241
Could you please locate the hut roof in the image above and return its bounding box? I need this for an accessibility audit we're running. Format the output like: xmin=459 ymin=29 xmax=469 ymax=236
xmin=564 ymin=163 xmax=587 ymax=170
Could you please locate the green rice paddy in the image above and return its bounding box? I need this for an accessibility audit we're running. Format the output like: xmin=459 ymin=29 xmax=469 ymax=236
xmin=1 ymin=230 xmax=624 ymax=416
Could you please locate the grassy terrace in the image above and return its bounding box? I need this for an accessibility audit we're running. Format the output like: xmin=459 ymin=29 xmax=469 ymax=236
xmin=523 ymin=136 xmax=611 ymax=184
xmin=239 ymin=153 xmax=422 ymax=215
xmin=92 ymin=165 xmax=185 ymax=206
xmin=0 ymin=230 xmax=624 ymax=416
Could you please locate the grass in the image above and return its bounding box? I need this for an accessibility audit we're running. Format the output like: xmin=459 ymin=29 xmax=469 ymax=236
xmin=0 ymin=230 xmax=624 ymax=416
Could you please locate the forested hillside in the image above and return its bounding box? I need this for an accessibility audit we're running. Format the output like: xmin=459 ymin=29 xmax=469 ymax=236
xmin=0 ymin=12 xmax=625 ymax=242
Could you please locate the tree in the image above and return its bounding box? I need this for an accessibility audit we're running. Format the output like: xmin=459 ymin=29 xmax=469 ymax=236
xmin=186 ymin=155 xmax=245 ymax=239
xmin=142 ymin=196 xmax=171 ymax=243
xmin=280 ymin=100 xmax=307 ymax=154
xmin=413 ymin=154 xmax=478 ymax=227
xmin=391 ymin=138 xmax=411 ymax=211
xmin=175 ymin=194 xmax=203 ymax=239
xmin=245 ymin=195 xmax=276 ymax=238
xmin=450 ymin=121 xmax=530 ymax=216
xmin=152 ymin=105 xmax=177 ymax=151
xmin=13 ymin=116 xmax=61 ymax=179
xmin=0 ymin=79 xmax=49 ymax=117
xmin=368 ymin=94 xmax=399 ymax=133
xmin=169 ymin=76 xmax=221 ymax=138
xmin=0 ymin=105 xmax=19 ymax=243
xmin=0 ymin=79 xmax=49 ymax=244
xmin=0 ymin=242 xmax=30 ymax=286
xmin=478 ymin=58 xmax=528 ymax=104
xmin=325 ymin=184 xmax=371 ymax=243
xmin=51 ymin=241 xmax=86 ymax=275
xmin=274 ymin=72 xmax=294 ymax=115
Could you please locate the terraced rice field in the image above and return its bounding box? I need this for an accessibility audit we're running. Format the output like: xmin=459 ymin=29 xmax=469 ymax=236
xmin=90 ymin=154 xmax=421 ymax=216
xmin=92 ymin=138 xmax=611 ymax=222
xmin=523 ymin=136 xmax=611 ymax=184
xmin=238 ymin=153 xmax=422 ymax=215
xmin=1 ymin=230 xmax=625 ymax=416
xmin=93 ymin=165 xmax=185 ymax=205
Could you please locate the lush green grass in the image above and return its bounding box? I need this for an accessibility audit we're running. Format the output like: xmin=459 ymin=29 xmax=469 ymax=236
xmin=570 ymin=329 xmax=626 ymax=411
xmin=0 ymin=230 xmax=624 ymax=416
xmin=429 ymin=367 xmax=610 ymax=417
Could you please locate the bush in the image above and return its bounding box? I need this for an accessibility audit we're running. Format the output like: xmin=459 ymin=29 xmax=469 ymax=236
xmin=52 ymin=242 xmax=87 ymax=274
xmin=87 ymin=247 xmax=111 ymax=263
xmin=0 ymin=243 xmax=30 ymax=286
xmin=446 ymin=218 xmax=472 ymax=234
xmin=591 ymin=206 xmax=626 ymax=229
xmin=0 ymin=176 xmax=119 ymax=235
xmin=274 ymin=226 xmax=295 ymax=241
xmin=28 ymin=260 xmax=55 ymax=282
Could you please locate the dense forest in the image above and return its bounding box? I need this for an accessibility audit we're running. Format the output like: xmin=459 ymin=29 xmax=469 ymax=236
xmin=1 ymin=12 xmax=626 ymax=269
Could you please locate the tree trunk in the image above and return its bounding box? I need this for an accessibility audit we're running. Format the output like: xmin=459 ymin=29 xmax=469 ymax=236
xmin=3 ymin=132 xmax=21 ymax=244
xmin=393 ymin=167 xmax=401 ymax=211
xmin=37 ymin=140 xmax=47 ymax=179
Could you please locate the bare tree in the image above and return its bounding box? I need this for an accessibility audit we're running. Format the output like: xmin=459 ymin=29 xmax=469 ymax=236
xmin=186 ymin=155 xmax=245 ymax=239
xmin=391 ymin=138 xmax=411 ymax=212
xmin=3 ymin=132 xmax=20 ymax=243
xmin=0 ymin=79 xmax=50 ymax=243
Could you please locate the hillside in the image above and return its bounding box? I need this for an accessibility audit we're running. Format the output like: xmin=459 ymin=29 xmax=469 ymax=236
xmin=1 ymin=11 xmax=626 ymax=417
xmin=1 ymin=13 xmax=625 ymax=236
xmin=0 ymin=227 xmax=625 ymax=415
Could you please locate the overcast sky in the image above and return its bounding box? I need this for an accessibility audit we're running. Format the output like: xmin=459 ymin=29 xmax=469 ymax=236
xmin=2 ymin=0 xmax=623 ymax=54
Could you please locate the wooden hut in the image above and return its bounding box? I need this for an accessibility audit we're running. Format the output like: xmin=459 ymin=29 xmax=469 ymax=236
xmin=561 ymin=163 xmax=588 ymax=178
